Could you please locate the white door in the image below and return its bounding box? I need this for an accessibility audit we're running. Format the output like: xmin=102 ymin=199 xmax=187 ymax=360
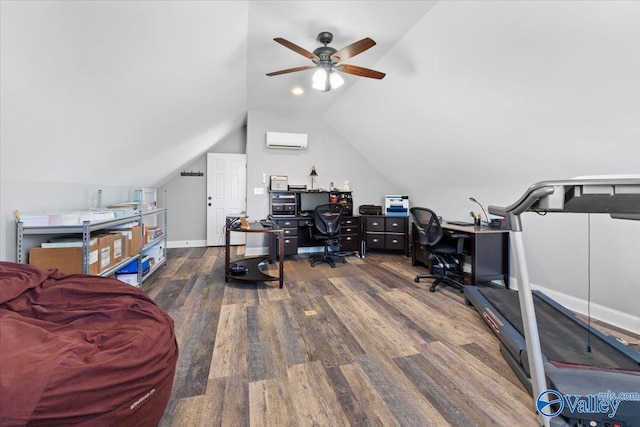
xmin=206 ymin=153 xmax=247 ymax=246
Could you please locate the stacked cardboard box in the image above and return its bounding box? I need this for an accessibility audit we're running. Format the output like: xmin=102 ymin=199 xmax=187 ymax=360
xmin=107 ymin=225 xmax=142 ymax=259
xmin=30 ymin=240 xmax=100 ymax=275
xmin=29 ymin=233 xmax=126 ymax=275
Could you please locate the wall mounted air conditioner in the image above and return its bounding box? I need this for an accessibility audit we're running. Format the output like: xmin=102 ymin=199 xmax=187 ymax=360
xmin=265 ymin=132 xmax=308 ymax=150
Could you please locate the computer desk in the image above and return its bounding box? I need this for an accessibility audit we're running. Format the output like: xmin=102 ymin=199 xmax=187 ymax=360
xmin=441 ymin=222 xmax=510 ymax=288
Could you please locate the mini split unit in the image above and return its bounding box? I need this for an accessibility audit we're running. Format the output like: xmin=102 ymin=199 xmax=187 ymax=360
xmin=265 ymin=132 xmax=308 ymax=150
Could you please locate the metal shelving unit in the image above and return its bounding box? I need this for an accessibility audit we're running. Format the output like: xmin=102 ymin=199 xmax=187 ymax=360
xmin=140 ymin=207 xmax=168 ymax=283
xmin=16 ymin=206 xmax=168 ymax=285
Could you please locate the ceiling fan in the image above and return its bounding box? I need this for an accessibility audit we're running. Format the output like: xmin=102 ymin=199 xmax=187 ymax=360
xmin=266 ymin=31 xmax=386 ymax=92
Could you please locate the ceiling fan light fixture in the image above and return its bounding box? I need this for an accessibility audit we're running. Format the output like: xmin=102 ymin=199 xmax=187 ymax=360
xmin=312 ymin=64 xmax=343 ymax=92
xmin=329 ymin=71 xmax=344 ymax=89
xmin=268 ymin=32 xmax=385 ymax=91
xmin=312 ymin=66 xmax=330 ymax=91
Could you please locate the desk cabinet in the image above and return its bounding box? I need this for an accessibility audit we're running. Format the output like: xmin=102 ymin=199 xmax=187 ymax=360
xmin=427 ymin=223 xmax=510 ymax=287
xmin=340 ymin=216 xmax=360 ymax=252
xmin=270 ymin=191 xmax=297 ymax=216
xmin=268 ymin=215 xmax=360 ymax=259
xmin=362 ymin=216 xmax=409 ymax=256
xmin=273 ymin=218 xmax=299 ymax=256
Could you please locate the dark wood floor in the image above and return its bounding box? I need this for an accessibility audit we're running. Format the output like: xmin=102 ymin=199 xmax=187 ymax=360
xmin=140 ymin=247 xmax=639 ymax=427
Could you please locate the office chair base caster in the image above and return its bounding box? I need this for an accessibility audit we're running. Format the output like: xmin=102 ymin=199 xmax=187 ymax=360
xmin=415 ymin=274 xmax=464 ymax=293
xmin=310 ymin=253 xmax=342 ymax=268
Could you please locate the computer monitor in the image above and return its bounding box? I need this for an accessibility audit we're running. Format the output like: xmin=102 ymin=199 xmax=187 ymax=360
xmin=300 ymin=192 xmax=329 ymax=214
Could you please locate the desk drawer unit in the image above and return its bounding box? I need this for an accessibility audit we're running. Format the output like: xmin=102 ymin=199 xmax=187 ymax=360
xmin=272 ymin=219 xmax=298 ymax=257
xmin=340 ymin=217 xmax=360 ymax=252
xmin=363 ymin=216 xmax=409 ymax=256
xmin=271 ymin=203 xmax=296 ymax=215
xmin=270 ymin=191 xmax=297 ymax=217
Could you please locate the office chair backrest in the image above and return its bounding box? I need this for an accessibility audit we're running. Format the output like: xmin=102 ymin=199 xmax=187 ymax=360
xmin=410 ymin=207 xmax=443 ymax=246
xmin=314 ymin=203 xmax=343 ymax=236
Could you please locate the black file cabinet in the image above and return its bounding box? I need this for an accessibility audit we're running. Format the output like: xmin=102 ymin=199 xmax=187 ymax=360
xmin=362 ymin=216 xmax=409 ymax=256
xmin=340 ymin=216 xmax=360 ymax=252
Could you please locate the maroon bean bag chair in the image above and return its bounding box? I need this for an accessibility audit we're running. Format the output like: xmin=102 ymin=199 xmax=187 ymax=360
xmin=0 ymin=262 xmax=178 ymax=426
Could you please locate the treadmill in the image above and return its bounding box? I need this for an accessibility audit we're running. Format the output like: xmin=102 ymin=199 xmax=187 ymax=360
xmin=464 ymin=177 xmax=640 ymax=427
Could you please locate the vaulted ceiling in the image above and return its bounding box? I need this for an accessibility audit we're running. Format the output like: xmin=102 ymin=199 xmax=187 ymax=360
xmin=2 ymin=1 xmax=638 ymax=189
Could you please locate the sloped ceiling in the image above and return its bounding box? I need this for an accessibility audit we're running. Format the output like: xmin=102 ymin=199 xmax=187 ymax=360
xmin=325 ymin=1 xmax=640 ymax=190
xmin=2 ymin=1 xmax=639 ymax=190
xmin=1 ymin=1 xmax=249 ymax=187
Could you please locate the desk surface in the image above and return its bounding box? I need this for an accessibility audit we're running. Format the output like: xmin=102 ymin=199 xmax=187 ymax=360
xmin=442 ymin=222 xmax=508 ymax=234
xmin=235 ymin=221 xmax=282 ymax=232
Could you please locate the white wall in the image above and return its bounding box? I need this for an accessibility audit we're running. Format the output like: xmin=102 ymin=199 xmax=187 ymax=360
xmin=159 ymin=127 xmax=247 ymax=247
xmin=245 ymin=109 xmax=399 ymax=252
xmin=247 ymin=110 xmax=400 ymax=219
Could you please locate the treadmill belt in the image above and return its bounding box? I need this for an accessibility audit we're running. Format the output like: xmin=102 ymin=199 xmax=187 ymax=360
xmin=480 ymin=287 xmax=640 ymax=371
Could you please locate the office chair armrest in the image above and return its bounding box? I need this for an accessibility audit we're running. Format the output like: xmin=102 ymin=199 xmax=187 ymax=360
xmin=449 ymin=233 xmax=470 ymax=254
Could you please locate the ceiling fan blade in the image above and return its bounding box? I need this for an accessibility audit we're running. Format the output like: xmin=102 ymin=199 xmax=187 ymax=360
xmin=337 ymin=64 xmax=386 ymax=80
xmin=266 ymin=65 xmax=316 ymax=77
xmin=274 ymin=38 xmax=319 ymax=61
xmin=330 ymin=38 xmax=376 ymax=62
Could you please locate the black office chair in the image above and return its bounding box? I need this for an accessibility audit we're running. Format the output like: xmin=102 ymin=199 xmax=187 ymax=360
xmin=410 ymin=207 xmax=468 ymax=292
xmin=309 ymin=203 xmax=346 ymax=268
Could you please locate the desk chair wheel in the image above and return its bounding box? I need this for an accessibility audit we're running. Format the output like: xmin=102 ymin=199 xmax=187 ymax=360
xmin=415 ymin=273 xmax=465 ymax=293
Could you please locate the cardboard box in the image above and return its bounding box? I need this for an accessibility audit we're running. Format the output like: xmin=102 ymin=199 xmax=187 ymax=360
xmin=141 ymin=242 xmax=165 ymax=266
xmin=108 ymin=225 xmax=142 ymax=257
xmin=29 ymin=243 xmax=100 ymax=275
xmin=95 ymin=233 xmax=120 ymax=272
xmin=112 ymin=234 xmax=124 ymax=265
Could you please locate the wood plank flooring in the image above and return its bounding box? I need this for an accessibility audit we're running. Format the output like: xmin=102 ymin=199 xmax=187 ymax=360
xmin=140 ymin=247 xmax=640 ymax=426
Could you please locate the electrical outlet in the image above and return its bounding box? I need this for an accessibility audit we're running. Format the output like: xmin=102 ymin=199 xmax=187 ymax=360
xmin=254 ymin=187 xmax=264 ymax=195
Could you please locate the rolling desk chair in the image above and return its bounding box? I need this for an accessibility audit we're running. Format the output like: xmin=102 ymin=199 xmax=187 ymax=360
xmin=411 ymin=207 xmax=468 ymax=292
xmin=309 ymin=203 xmax=345 ymax=268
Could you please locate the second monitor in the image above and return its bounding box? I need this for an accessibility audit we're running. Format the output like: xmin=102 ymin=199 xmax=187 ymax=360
xmin=300 ymin=191 xmax=329 ymax=214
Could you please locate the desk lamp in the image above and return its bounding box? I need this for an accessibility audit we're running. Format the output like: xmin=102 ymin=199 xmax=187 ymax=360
xmin=310 ymin=166 xmax=318 ymax=190
xmin=469 ymin=197 xmax=489 ymax=225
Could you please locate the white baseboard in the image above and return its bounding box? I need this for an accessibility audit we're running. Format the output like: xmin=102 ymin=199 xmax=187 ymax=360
xmin=509 ymin=278 xmax=640 ymax=335
xmin=167 ymin=240 xmax=207 ymax=249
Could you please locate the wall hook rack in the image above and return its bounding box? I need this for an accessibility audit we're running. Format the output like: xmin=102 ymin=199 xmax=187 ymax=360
xmin=180 ymin=171 xmax=204 ymax=177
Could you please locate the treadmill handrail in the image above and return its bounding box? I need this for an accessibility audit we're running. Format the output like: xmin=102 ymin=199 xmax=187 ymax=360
xmin=488 ymin=186 xmax=556 ymax=217
xmin=489 ymin=177 xmax=640 ymax=218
